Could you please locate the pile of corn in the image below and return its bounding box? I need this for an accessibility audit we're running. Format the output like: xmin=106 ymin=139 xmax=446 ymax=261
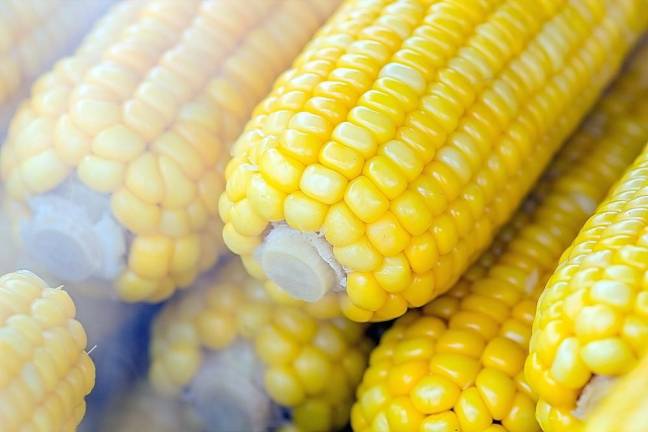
xmin=0 ymin=0 xmax=647 ymax=431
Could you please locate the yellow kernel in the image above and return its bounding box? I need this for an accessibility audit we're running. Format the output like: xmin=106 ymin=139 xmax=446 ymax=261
xmin=332 ymin=121 xmax=377 ymax=158
xmin=230 ymin=199 xmax=268 ymax=237
xmin=128 ymin=236 xmax=173 ymax=279
xmin=222 ymin=223 xmax=260 ymax=255
xmin=281 ymin=129 xmax=323 ymax=164
xmin=580 ymin=338 xmax=636 ymax=375
xmin=436 ymin=329 xmax=485 ymax=359
xmin=116 ymin=271 xmax=163 ymax=302
xmin=387 ymin=360 xmax=428 ymax=396
xmin=197 ymin=312 xmax=236 ymax=349
xmin=349 ymin=106 xmax=396 ymax=144
xmin=367 ymin=212 xmax=410 ymax=256
xmin=455 ymin=387 xmax=492 ymax=431
xmin=226 ymin=162 xmax=254 ymax=202
xmin=402 ymin=272 xmax=436 ymax=308
xmin=300 ymin=164 xmax=347 ymax=205
xmin=430 ymin=215 xmax=461 ymax=258
xmin=294 ymin=346 xmax=332 ymax=395
xmin=322 ymin=203 xmax=365 ymax=247
xmin=410 ymin=175 xmax=448 ymax=216
xmin=374 ymin=294 xmax=409 ymax=321
xmin=260 ymin=148 xmax=304 ymax=193
xmin=589 ymin=280 xmax=634 ymax=311
xmin=20 ymin=150 xmax=69 ymax=194
xmin=347 ymin=272 xmax=387 ymax=312
xmin=482 ymin=337 xmax=526 ymax=377
xmin=265 ymin=365 xmax=305 ymax=406
xmin=475 ymin=368 xmax=516 ymax=420
xmin=70 ymin=99 xmax=121 ymax=135
xmin=247 ymin=174 xmax=286 ymax=221
xmin=125 ymin=152 xmax=164 ymax=204
xmin=292 ymin=399 xmax=333 ymax=432
xmin=393 ymin=337 xmax=435 ymax=364
xmin=91 ymin=125 xmax=145 ymax=163
xmin=78 ymin=155 xmax=124 ymax=193
xmin=341 ymin=297 xmax=373 ymax=322
xmin=153 ymin=132 xmax=204 ymax=180
xmin=170 ymin=235 xmax=200 ymax=275
xmin=622 ymin=315 xmax=648 ymax=355
xmin=54 ymin=115 xmax=91 ymax=165
xmin=386 ymin=397 xmax=424 ymax=432
xmin=380 ymin=62 xmax=426 ymax=95
xmin=111 ymin=188 xmax=160 ymax=234
xmin=284 ymin=191 xmax=328 ymax=232
xmin=334 ymin=238 xmax=382 ymax=272
xmin=345 ymin=176 xmax=390 ymax=223
xmin=359 ymin=384 xmax=390 ymax=420
xmin=411 ymin=374 xmax=461 ymax=414
xmin=429 ymin=353 xmax=481 ymax=389
xmin=123 ymin=98 xmax=165 ymax=141
xmin=319 ymin=140 xmax=364 ymax=179
xmin=392 ymin=190 xmax=433 ymax=236
xmin=274 ymin=308 xmax=316 ymax=344
xmin=374 ymin=255 xmax=412 ymax=293
xmin=550 ymin=337 xmax=591 ymax=389
xmin=405 ymin=233 xmax=439 ymax=274
xmin=364 ymin=155 xmax=408 ymax=199
xmin=256 ymin=326 xmax=300 ymax=366
xmin=159 ymin=208 xmax=190 ymax=237
xmin=574 ymin=304 xmax=622 ymax=342
xmin=380 ymin=139 xmax=423 ymax=181
xmin=420 ymin=411 xmax=461 ymax=432
xmin=159 ymin=155 xmax=195 ymax=208
xmin=501 ymin=393 xmax=538 ymax=432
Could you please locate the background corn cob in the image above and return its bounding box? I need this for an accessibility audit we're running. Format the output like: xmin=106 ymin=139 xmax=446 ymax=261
xmin=149 ymin=259 xmax=373 ymax=432
xmin=0 ymin=0 xmax=114 ymax=132
xmin=350 ymin=41 xmax=648 ymax=432
xmin=525 ymin=71 xmax=648 ymax=432
xmin=219 ymin=0 xmax=647 ymax=322
xmin=583 ymin=352 xmax=648 ymax=432
xmin=0 ymin=271 xmax=95 ymax=431
xmin=0 ymin=0 xmax=341 ymax=303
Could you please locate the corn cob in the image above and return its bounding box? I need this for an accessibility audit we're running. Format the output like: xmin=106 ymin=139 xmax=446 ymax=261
xmin=0 ymin=0 xmax=340 ymax=303
xmin=219 ymin=0 xmax=647 ymax=322
xmin=350 ymin=41 xmax=648 ymax=432
xmin=525 ymin=90 xmax=648 ymax=431
xmin=149 ymin=259 xmax=373 ymax=432
xmin=0 ymin=0 xmax=113 ymax=131
xmin=583 ymin=353 xmax=648 ymax=432
xmin=0 ymin=271 xmax=95 ymax=431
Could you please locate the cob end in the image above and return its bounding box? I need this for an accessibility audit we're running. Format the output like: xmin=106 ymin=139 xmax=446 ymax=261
xmin=22 ymin=179 xmax=125 ymax=282
xmin=184 ymin=342 xmax=273 ymax=432
xmin=257 ymin=224 xmax=344 ymax=302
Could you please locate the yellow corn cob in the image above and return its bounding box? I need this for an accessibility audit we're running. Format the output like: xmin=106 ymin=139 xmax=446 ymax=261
xmin=584 ymin=353 xmax=648 ymax=432
xmin=219 ymin=0 xmax=647 ymax=322
xmin=0 ymin=0 xmax=340 ymax=303
xmin=525 ymin=85 xmax=648 ymax=431
xmin=0 ymin=271 xmax=95 ymax=431
xmin=0 ymin=0 xmax=112 ymax=129
xmin=350 ymin=41 xmax=648 ymax=432
xmin=149 ymin=259 xmax=373 ymax=432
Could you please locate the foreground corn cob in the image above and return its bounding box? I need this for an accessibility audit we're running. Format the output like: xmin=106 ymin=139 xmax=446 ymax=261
xmin=220 ymin=0 xmax=647 ymax=322
xmin=0 ymin=271 xmax=95 ymax=431
xmin=583 ymin=353 xmax=648 ymax=432
xmin=0 ymin=0 xmax=112 ymax=130
xmin=0 ymin=0 xmax=340 ymax=303
xmin=149 ymin=259 xmax=372 ymax=432
xmin=525 ymin=97 xmax=648 ymax=430
xmin=351 ymin=41 xmax=648 ymax=432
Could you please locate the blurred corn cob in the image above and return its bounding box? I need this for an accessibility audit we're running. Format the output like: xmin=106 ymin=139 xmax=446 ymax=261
xmin=0 ymin=271 xmax=95 ymax=431
xmin=525 ymin=77 xmax=648 ymax=432
xmin=219 ymin=0 xmax=647 ymax=322
xmin=583 ymin=353 xmax=648 ymax=432
xmin=0 ymin=0 xmax=341 ymax=303
xmin=149 ymin=259 xmax=373 ymax=432
xmin=351 ymin=40 xmax=648 ymax=432
xmin=0 ymin=0 xmax=113 ymax=131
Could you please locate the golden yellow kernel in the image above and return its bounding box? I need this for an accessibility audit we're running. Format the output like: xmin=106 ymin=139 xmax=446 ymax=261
xmin=91 ymin=125 xmax=145 ymax=163
xmin=284 ymin=191 xmax=328 ymax=232
xmin=128 ymin=236 xmax=173 ymax=279
xmin=300 ymin=164 xmax=347 ymax=205
xmin=111 ymin=188 xmax=161 ymax=234
xmin=344 ymin=176 xmax=390 ymax=224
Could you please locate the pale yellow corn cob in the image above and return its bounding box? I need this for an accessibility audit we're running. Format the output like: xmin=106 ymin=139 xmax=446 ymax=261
xmin=219 ymin=0 xmax=647 ymax=322
xmin=0 ymin=0 xmax=340 ymax=303
xmin=149 ymin=259 xmax=372 ymax=432
xmin=351 ymin=40 xmax=648 ymax=432
xmin=0 ymin=271 xmax=95 ymax=431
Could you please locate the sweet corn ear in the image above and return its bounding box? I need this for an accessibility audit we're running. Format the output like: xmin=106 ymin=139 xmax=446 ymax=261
xmin=525 ymin=73 xmax=648 ymax=432
xmin=149 ymin=259 xmax=372 ymax=432
xmin=221 ymin=0 xmax=648 ymax=321
xmin=0 ymin=0 xmax=113 ymax=131
xmin=0 ymin=271 xmax=95 ymax=431
xmin=584 ymin=353 xmax=648 ymax=432
xmin=351 ymin=40 xmax=648 ymax=432
xmin=0 ymin=0 xmax=341 ymax=302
